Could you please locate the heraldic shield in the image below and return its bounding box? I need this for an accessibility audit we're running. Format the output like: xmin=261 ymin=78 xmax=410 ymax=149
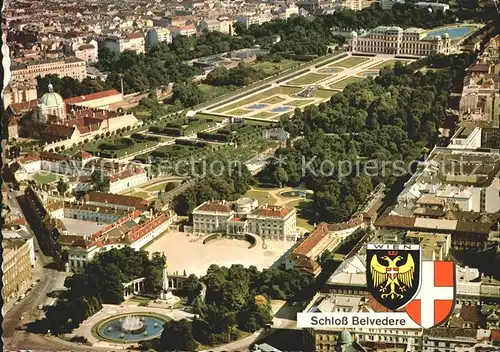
xmin=366 ymin=244 xmax=422 ymax=311
xmin=404 ymin=261 xmax=456 ymax=329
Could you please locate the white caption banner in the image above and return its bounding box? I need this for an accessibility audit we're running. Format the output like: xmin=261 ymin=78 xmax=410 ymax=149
xmin=297 ymin=312 xmax=421 ymax=329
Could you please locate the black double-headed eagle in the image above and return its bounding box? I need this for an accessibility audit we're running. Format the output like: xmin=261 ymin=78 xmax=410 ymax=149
xmin=370 ymin=254 xmax=415 ymax=299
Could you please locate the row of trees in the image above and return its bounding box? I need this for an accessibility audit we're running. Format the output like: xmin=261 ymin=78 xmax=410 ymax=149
xmin=204 ymin=63 xmax=267 ymax=87
xmin=39 ymin=248 xmax=165 ymax=334
xmin=262 ymin=54 xmax=476 ymax=223
xmin=322 ymin=3 xmax=457 ymax=31
xmin=160 ymin=265 xmax=313 ymax=350
xmin=37 ymin=75 xmax=111 ymax=99
xmin=172 ymin=163 xmax=255 ymax=215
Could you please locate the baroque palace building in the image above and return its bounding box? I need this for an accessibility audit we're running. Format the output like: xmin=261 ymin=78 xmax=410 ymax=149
xmin=349 ymin=26 xmax=452 ymax=56
xmin=192 ymin=199 xmax=297 ymax=241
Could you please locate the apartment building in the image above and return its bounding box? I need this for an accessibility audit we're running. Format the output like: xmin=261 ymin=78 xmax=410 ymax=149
xmin=10 ymin=57 xmax=87 ymax=82
xmin=168 ymin=25 xmax=197 ymax=38
xmin=145 ymin=27 xmax=172 ymax=51
xmin=3 ymin=81 xmax=37 ymax=108
xmin=306 ymin=295 xmax=422 ymax=351
xmin=380 ymin=0 xmax=405 ymax=9
xmin=2 ymin=239 xmax=33 ymax=304
xmin=342 ymin=0 xmax=364 ymax=11
xmin=99 ymin=32 xmax=145 ymax=54
xmin=74 ymin=41 xmax=98 ymax=63
xmin=199 ymin=19 xmax=223 ymax=33
xmin=235 ymin=13 xmax=272 ymax=29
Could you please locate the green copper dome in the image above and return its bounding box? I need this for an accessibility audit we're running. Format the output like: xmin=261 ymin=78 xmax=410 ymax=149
xmin=339 ymin=330 xmax=353 ymax=344
xmin=39 ymin=83 xmax=64 ymax=108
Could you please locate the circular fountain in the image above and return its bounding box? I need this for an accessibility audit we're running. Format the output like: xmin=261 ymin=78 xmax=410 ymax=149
xmin=121 ymin=316 xmax=146 ymax=335
xmin=95 ymin=313 xmax=168 ymax=343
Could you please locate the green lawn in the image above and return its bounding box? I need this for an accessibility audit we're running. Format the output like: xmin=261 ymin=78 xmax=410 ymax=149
xmin=252 ymin=111 xmax=277 ymax=119
xmin=195 ymin=113 xmax=226 ymax=122
xmin=287 ymin=99 xmax=314 ymax=107
xmin=285 ymin=199 xmax=315 ymax=231
xmin=261 ymin=96 xmax=287 ymax=105
xmin=128 ymin=191 xmax=152 ymax=199
xmin=212 ymin=87 xmax=302 ymax=113
xmin=370 ymin=59 xmax=410 ymax=70
xmin=228 ymin=109 xmax=252 ymax=116
xmin=334 ymin=57 xmax=371 ymax=68
xmin=314 ymin=89 xmax=338 ymax=99
xmin=318 ymin=67 xmax=343 ymax=74
xmin=249 ymin=59 xmax=300 ymax=74
xmin=32 ymin=172 xmax=59 ymax=184
xmin=329 ymin=76 xmax=364 ymax=90
xmin=244 ymin=190 xmax=277 ymax=205
xmin=144 ymin=181 xmax=179 ymax=192
xmin=287 ymin=73 xmax=329 ymax=86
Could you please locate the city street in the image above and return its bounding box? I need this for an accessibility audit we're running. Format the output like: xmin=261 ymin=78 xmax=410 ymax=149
xmin=2 ymin=235 xmax=70 ymax=351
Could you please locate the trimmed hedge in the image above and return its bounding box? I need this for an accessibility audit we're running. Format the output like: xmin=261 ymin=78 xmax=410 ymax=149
xmin=175 ymin=139 xmax=207 ymax=148
xmin=197 ymin=132 xmax=232 ymax=142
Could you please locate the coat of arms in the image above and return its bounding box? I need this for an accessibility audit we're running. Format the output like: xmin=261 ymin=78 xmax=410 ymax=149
xmin=366 ymin=244 xmax=422 ymax=310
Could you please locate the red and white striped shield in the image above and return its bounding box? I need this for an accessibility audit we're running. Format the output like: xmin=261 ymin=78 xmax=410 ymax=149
xmin=404 ymin=261 xmax=456 ymax=329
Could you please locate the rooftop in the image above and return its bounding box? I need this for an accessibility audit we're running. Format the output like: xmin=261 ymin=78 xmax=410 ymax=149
xmin=194 ymin=200 xmax=233 ymax=214
xmin=64 ymin=89 xmax=122 ymax=105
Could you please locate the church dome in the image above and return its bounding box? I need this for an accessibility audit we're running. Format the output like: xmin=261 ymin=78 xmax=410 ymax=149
xmin=338 ymin=330 xmax=353 ymax=345
xmin=39 ymin=83 xmax=64 ymax=108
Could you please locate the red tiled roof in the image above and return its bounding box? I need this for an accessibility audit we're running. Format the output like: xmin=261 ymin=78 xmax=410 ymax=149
xmin=455 ymin=221 xmax=492 ymax=235
xmin=18 ymin=154 xmax=41 ymax=164
xmin=39 ymin=151 xmax=69 ymax=162
xmin=8 ymin=99 xmax=39 ymax=114
xmin=42 ymin=124 xmax=76 ymax=138
xmin=327 ymin=214 xmax=364 ymax=231
xmin=71 ymin=150 xmax=93 ymax=159
xmin=368 ymin=296 xmax=391 ymax=313
xmin=64 ymin=89 xmax=121 ymax=105
xmin=109 ymin=168 xmax=145 ymax=182
xmin=294 ymin=223 xmax=329 ymax=256
xmin=125 ymin=32 xmax=144 ymax=40
xmin=253 ymin=204 xmax=291 ymax=218
xmin=375 ymin=215 xmax=416 ymax=229
xmin=84 ymin=191 xmax=150 ymax=210
xmin=90 ymin=210 xmax=143 ymax=240
xmin=197 ymin=201 xmax=232 ymax=213
xmin=127 ymin=214 xmax=168 ymax=243
xmin=491 ymin=330 xmax=500 ymax=342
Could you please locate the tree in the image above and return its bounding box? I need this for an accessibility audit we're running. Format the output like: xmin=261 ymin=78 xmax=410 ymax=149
xmin=90 ymin=170 xmax=107 ymax=191
xmin=164 ymin=182 xmax=177 ymax=192
xmin=171 ymin=82 xmax=205 ymax=107
xmin=56 ymin=178 xmax=69 ymax=196
xmin=160 ymin=319 xmax=197 ymax=352
xmin=144 ymin=252 xmax=166 ymax=294
xmin=182 ymin=274 xmax=203 ymax=304
xmin=273 ymin=167 xmax=289 ymax=188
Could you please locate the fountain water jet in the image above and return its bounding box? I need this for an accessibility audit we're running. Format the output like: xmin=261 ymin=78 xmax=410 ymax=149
xmin=121 ymin=316 xmax=146 ymax=334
